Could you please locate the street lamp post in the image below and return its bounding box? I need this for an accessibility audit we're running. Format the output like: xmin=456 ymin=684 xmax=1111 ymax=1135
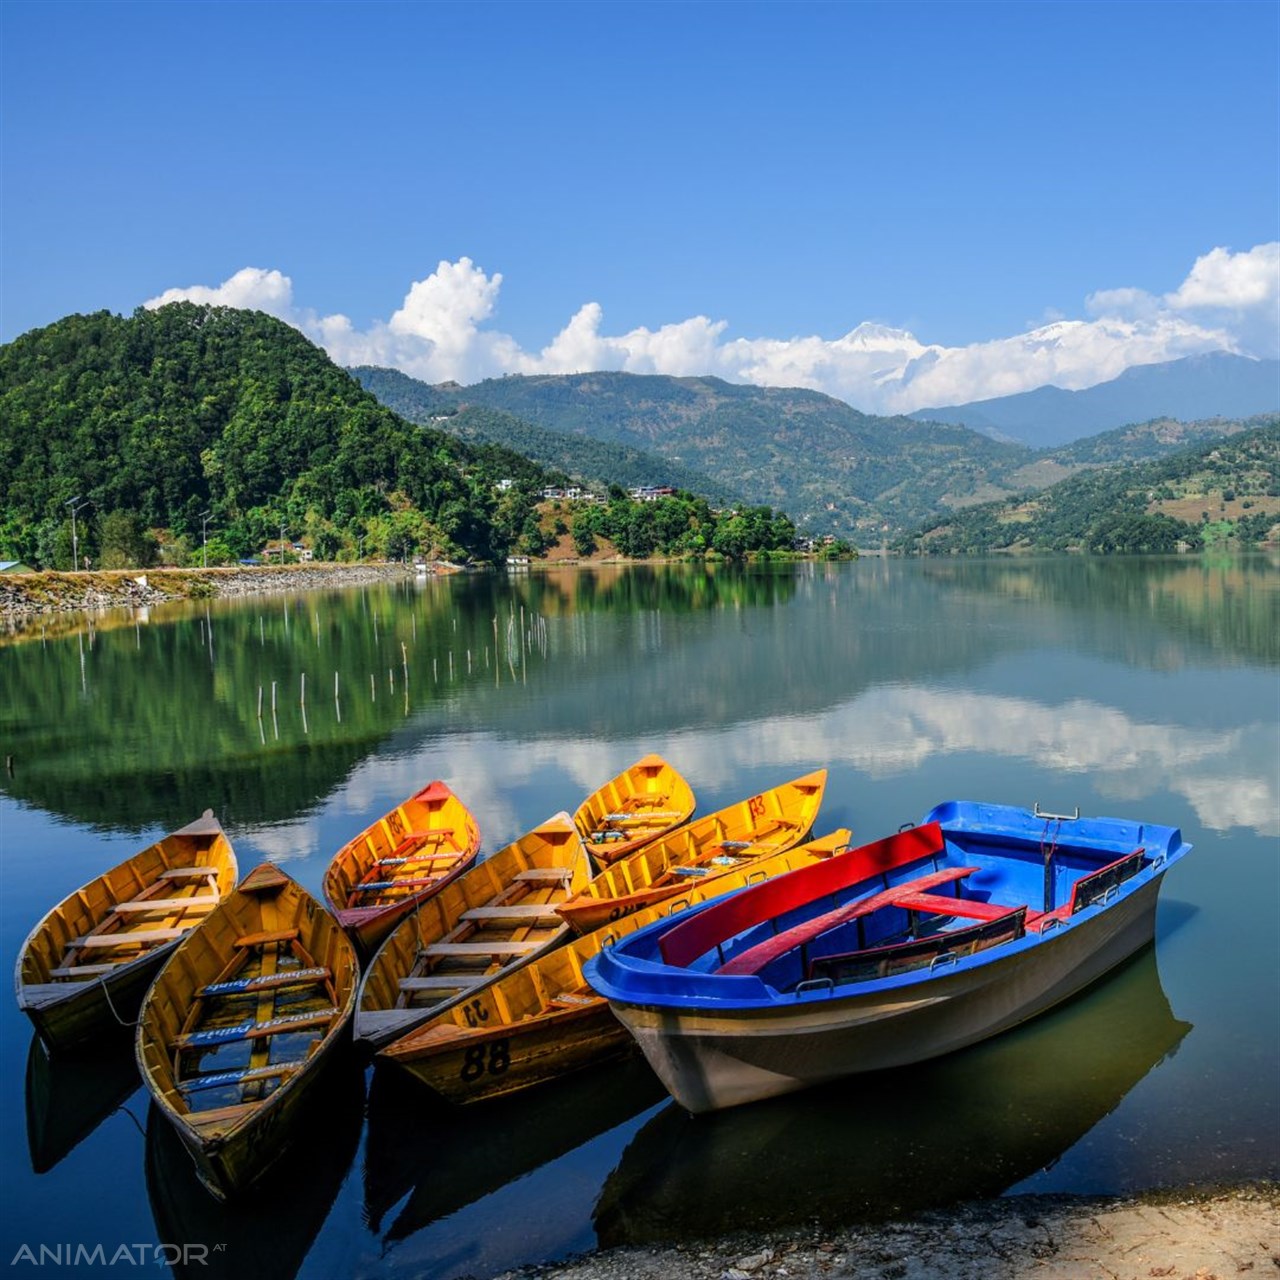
xmin=200 ymin=509 xmax=212 ymax=569
xmin=64 ymin=496 xmax=90 ymax=570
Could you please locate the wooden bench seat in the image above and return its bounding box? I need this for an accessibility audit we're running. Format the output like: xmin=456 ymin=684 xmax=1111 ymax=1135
xmin=178 ymin=1061 xmax=301 ymax=1094
xmin=176 ymin=1007 xmax=338 ymax=1049
xmin=198 ymin=966 xmax=330 ymax=997
xmin=112 ymin=894 xmax=220 ymax=914
xmin=398 ymin=974 xmax=486 ymax=992
xmin=159 ymin=866 xmax=219 ymax=880
xmin=460 ymin=904 xmax=564 ymax=923
xmin=49 ymin=963 xmax=119 ymax=978
xmin=351 ymin=876 xmax=442 ymax=893
xmin=717 ymin=866 xmax=981 ymax=977
xmin=234 ymin=928 xmax=299 ymax=949
xmin=421 ymin=941 xmax=540 ymax=958
xmin=71 ymin=926 xmax=189 ymax=948
xmin=513 ymin=866 xmax=574 ymax=883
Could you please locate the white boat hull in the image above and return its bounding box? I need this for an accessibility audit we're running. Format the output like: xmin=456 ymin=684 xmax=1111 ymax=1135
xmin=610 ymin=876 xmax=1163 ymax=1113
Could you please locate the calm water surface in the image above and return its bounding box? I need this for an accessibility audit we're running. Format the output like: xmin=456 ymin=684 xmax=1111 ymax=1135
xmin=1 ymin=557 xmax=1277 ymax=1279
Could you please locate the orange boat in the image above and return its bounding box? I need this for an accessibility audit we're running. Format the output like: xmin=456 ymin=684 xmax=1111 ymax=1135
xmin=322 ymin=782 xmax=481 ymax=955
xmin=574 ymin=755 xmax=696 ymax=865
xmin=556 ymin=770 xmax=827 ymax=935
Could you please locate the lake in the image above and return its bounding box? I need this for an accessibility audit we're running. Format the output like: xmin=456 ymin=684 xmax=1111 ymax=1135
xmin=1 ymin=556 xmax=1276 ymax=1280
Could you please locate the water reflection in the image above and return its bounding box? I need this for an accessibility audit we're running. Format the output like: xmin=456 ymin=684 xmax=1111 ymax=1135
xmin=593 ymin=945 xmax=1191 ymax=1244
xmin=2 ymin=559 xmax=1275 ymax=836
xmin=363 ymin=1053 xmax=666 ymax=1242
xmin=144 ymin=1056 xmax=365 ymax=1280
xmin=24 ymin=1030 xmax=141 ymax=1174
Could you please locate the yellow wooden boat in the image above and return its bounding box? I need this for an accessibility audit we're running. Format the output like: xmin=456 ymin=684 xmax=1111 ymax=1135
xmin=376 ymin=829 xmax=851 ymax=1104
xmin=135 ymin=863 xmax=358 ymax=1201
xmin=14 ymin=811 xmax=238 ymax=1054
xmin=354 ymin=812 xmax=594 ymax=1049
xmin=322 ymin=780 xmax=481 ymax=955
xmin=575 ymin=754 xmax=696 ymax=865
xmin=556 ymin=769 xmax=827 ymax=935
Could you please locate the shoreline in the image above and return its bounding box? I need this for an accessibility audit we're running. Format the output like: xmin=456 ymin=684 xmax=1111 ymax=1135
xmin=505 ymin=1183 xmax=1279 ymax=1280
xmin=0 ymin=562 xmax=423 ymax=621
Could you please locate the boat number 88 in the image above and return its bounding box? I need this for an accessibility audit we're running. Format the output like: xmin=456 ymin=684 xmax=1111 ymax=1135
xmin=461 ymin=1039 xmax=510 ymax=1081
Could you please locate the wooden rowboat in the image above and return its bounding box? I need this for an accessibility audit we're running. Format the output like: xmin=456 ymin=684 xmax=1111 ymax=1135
xmin=376 ymin=830 xmax=852 ymax=1105
xmin=587 ymin=801 xmax=1193 ymax=1113
xmin=14 ymin=810 xmax=238 ymax=1053
xmin=575 ymin=754 xmax=696 ymax=865
xmin=322 ymin=780 xmax=481 ymax=955
xmin=135 ymin=863 xmax=358 ymax=1201
xmin=556 ymin=770 xmax=827 ymax=935
xmin=354 ymin=812 xmax=594 ymax=1049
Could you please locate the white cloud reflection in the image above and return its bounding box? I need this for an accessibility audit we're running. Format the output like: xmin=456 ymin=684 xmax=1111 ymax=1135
xmin=231 ymin=686 xmax=1276 ymax=866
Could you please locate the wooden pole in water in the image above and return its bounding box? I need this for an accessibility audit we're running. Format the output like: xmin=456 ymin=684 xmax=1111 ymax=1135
xmin=370 ymin=673 xmax=375 ymax=701
xmin=257 ymin=686 xmax=263 ymax=718
xmin=300 ymin=672 xmax=306 ymax=706
xmin=271 ymin=681 xmax=277 ymax=714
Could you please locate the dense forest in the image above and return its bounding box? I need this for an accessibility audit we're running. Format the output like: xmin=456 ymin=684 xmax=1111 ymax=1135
xmin=0 ymin=307 xmax=798 ymax=570
xmin=895 ymin=420 xmax=1280 ymax=554
xmin=352 ymin=367 xmax=740 ymax=504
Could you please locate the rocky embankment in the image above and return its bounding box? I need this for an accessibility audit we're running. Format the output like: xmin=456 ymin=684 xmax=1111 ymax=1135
xmin=507 ymin=1185 xmax=1278 ymax=1280
xmin=0 ymin=562 xmax=423 ymax=621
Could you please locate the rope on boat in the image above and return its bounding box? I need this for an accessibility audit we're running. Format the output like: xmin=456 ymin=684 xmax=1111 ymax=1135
xmin=98 ymin=975 xmax=139 ymax=1028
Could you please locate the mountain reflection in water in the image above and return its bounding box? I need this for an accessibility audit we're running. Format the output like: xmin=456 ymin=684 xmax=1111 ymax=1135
xmin=594 ymin=945 xmax=1191 ymax=1244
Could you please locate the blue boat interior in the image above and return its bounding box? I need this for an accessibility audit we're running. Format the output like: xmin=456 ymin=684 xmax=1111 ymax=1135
xmin=625 ymin=805 xmax=1183 ymax=997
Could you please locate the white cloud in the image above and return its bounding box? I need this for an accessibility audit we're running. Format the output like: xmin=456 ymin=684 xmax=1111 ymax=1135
xmin=144 ymin=243 xmax=1279 ymax=413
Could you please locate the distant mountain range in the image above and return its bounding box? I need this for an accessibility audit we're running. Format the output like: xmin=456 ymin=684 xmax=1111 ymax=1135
xmin=912 ymin=352 xmax=1279 ymax=448
xmin=353 ymin=362 xmax=1272 ymax=543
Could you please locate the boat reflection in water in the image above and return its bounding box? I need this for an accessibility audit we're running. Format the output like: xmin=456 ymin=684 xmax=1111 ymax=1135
xmin=144 ymin=1055 xmax=365 ymax=1280
xmin=25 ymin=1028 xmax=142 ymax=1174
xmin=595 ymin=944 xmax=1191 ymax=1245
xmin=364 ymin=1052 xmax=666 ymax=1244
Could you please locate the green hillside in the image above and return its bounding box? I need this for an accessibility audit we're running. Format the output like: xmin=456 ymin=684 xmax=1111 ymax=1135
xmin=417 ymin=371 xmax=1035 ymax=541
xmin=351 ymin=366 xmax=739 ymax=503
xmin=896 ymin=420 xmax=1280 ymax=554
xmin=0 ymin=305 xmax=560 ymax=568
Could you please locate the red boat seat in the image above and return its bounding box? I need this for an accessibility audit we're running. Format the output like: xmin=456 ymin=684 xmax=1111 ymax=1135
xmin=889 ymin=890 xmax=1013 ymax=921
xmin=716 ymin=865 xmax=980 ymax=977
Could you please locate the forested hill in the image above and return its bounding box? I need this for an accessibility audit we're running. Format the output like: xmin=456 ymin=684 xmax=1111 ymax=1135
xmin=357 ymin=369 xmax=1033 ymax=541
xmin=0 ymin=305 xmax=564 ymax=567
xmin=352 ymin=366 xmax=739 ymax=504
xmin=897 ymin=420 xmax=1280 ymax=554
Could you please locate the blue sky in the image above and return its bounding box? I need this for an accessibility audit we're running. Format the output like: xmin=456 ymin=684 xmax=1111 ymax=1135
xmin=2 ymin=0 xmax=1276 ymax=412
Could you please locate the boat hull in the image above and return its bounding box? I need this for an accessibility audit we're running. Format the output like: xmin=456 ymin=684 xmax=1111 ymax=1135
xmin=612 ymin=875 xmax=1164 ymax=1113
xmin=136 ymin=864 xmax=358 ymax=1201
xmin=323 ymin=780 xmax=482 ymax=957
xmin=15 ymin=811 xmax=237 ymax=1054
xmin=353 ymin=812 xmax=590 ymax=1049
xmin=574 ymin=754 xmax=696 ymax=865
xmin=384 ymin=1004 xmax=633 ymax=1104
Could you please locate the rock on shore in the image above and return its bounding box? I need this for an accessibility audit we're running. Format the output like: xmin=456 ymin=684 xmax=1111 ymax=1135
xmin=502 ymin=1185 xmax=1278 ymax=1280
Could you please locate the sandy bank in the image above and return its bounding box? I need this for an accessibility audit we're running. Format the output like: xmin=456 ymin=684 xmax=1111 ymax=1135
xmin=504 ymin=1185 xmax=1278 ymax=1280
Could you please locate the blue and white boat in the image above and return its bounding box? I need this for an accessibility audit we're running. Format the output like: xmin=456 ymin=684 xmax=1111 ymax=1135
xmin=586 ymin=801 xmax=1191 ymax=1113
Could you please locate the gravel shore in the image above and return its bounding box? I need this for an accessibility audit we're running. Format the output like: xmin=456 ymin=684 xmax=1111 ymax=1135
xmin=0 ymin=562 xmax=423 ymax=630
xmin=504 ymin=1185 xmax=1278 ymax=1280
